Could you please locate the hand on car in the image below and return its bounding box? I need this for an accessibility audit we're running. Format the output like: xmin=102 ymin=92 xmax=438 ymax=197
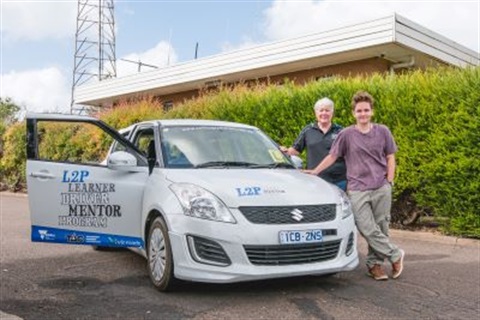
xmin=302 ymin=169 xmax=317 ymax=175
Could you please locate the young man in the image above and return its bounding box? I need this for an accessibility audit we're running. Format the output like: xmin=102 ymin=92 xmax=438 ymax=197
xmin=305 ymin=91 xmax=404 ymax=280
xmin=281 ymin=97 xmax=347 ymax=190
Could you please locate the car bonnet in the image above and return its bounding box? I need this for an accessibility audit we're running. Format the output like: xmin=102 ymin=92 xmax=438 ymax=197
xmin=165 ymin=169 xmax=338 ymax=207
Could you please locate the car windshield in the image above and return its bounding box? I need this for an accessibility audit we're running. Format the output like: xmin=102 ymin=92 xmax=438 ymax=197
xmin=160 ymin=126 xmax=294 ymax=169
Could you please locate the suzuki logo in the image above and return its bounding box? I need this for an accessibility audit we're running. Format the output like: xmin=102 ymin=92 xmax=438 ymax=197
xmin=291 ymin=209 xmax=304 ymax=221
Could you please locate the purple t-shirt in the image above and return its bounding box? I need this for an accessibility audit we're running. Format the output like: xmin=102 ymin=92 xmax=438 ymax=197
xmin=330 ymin=124 xmax=397 ymax=191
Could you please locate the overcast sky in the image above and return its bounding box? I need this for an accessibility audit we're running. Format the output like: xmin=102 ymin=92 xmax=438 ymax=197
xmin=1 ymin=0 xmax=479 ymax=113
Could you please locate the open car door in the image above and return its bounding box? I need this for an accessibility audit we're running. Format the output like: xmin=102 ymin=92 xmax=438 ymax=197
xmin=26 ymin=113 xmax=149 ymax=248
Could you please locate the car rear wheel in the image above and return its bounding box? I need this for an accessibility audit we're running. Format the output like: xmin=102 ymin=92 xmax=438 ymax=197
xmin=147 ymin=216 xmax=176 ymax=291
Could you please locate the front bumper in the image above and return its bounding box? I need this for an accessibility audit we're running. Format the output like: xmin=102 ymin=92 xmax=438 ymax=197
xmin=167 ymin=210 xmax=359 ymax=283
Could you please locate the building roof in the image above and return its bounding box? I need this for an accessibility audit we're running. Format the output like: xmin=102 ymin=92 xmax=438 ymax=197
xmin=75 ymin=13 xmax=480 ymax=107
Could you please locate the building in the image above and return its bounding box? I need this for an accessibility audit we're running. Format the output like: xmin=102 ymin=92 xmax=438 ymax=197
xmin=74 ymin=13 xmax=479 ymax=110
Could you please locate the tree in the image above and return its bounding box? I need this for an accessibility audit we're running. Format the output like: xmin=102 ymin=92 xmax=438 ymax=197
xmin=0 ymin=97 xmax=20 ymax=124
xmin=0 ymin=97 xmax=21 ymax=159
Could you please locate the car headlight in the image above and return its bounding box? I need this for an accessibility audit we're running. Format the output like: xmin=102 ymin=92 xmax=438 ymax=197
xmin=335 ymin=186 xmax=353 ymax=219
xmin=169 ymin=183 xmax=236 ymax=224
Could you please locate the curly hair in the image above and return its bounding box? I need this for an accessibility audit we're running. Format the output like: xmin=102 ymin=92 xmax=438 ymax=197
xmin=351 ymin=91 xmax=374 ymax=111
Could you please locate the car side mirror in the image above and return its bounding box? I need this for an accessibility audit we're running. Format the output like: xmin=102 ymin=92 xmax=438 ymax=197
xmin=290 ymin=155 xmax=303 ymax=169
xmin=107 ymin=151 xmax=137 ymax=170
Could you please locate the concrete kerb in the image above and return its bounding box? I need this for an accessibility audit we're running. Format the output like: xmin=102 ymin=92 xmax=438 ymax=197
xmin=390 ymin=229 xmax=479 ymax=247
xmin=0 ymin=311 xmax=23 ymax=320
xmin=0 ymin=191 xmax=27 ymax=198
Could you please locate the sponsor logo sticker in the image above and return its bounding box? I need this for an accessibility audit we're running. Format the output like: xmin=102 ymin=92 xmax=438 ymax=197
xmin=38 ymin=229 xmax=55 ymax=241
xmin=66 ymin=233 xmax=85 ymax=244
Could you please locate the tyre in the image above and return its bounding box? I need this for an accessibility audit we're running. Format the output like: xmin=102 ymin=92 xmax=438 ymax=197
xmin=147 ymin=216 xmax=176 ymax=291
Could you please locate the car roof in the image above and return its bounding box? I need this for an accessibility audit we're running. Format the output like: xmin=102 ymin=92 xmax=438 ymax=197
xmin=126 ymin=119 xmax=258 ymax=131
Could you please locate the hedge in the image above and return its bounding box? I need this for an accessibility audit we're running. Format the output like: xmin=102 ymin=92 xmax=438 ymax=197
xmin=1 ymin=66 xmax=478 ymax=237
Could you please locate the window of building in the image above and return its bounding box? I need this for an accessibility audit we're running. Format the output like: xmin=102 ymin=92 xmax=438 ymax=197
xmin=163 ymin=100 xmax=173 ymax=111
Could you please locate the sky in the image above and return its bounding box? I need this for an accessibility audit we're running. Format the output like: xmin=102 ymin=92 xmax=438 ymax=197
xmin=1 ymin=0 xmax=479 ymax=114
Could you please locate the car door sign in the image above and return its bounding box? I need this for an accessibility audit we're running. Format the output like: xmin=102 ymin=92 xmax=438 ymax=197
xmin=59 ymin=170 xmax=121 ymax=228
xmin=62 ymin=170 xmax=90 ymax=183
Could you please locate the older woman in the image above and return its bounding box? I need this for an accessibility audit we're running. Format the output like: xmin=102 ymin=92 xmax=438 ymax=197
xmin=281 ymin=97 xmax=347 ymax=190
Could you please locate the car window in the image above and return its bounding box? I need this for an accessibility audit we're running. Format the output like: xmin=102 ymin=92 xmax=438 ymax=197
xmin=36 ymin=121 xmax=113 ymax=165
xmin=132 ymin=128 xmax=155 ymax=156
xmin=33 ymin=120 xmax=147 ymax=167
xmin=160 ymin=126 xmax=290 ymax=168
xmin=110 ymin=130 xmax=131 ymax=154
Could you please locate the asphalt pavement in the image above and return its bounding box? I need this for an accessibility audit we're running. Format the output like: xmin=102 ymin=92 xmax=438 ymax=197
xmin=1 ymin=192 xmax=479 ymax=319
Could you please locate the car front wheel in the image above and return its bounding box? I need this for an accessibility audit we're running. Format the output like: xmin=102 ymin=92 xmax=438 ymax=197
xmin=147 ymin=216 xmax=176 ymax=291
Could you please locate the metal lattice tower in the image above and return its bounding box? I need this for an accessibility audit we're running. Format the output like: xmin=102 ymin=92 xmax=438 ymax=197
xmin=71 ymin=0 xmax=116 ymax=114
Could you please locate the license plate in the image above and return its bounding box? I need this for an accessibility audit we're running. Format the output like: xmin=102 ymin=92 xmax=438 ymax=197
xmin=279 ymin=229 xmax=323 ymax=244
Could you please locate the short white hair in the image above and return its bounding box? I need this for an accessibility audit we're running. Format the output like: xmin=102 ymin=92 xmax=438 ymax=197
xmin=314 ymin=97 xmax=334 ymax=112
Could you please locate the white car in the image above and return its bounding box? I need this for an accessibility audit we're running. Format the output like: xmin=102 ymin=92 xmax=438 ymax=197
xmin=26 ymin=113 xmax=358 ymax=291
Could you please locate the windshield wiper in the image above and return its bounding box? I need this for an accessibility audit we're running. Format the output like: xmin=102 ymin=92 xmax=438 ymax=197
xmin=194 ymin=161 xmax=260 ymax=168
xmin=251 ymin=162 xmax=295 ymax=169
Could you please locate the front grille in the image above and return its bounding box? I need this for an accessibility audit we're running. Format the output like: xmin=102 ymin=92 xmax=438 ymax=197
xmin=187 ymin=236 xmax=231 ymax=266
xmin=244 ymin=240 xmax=341 ymax=266
xmin=238 ymin=204 xmax=336 ymax=224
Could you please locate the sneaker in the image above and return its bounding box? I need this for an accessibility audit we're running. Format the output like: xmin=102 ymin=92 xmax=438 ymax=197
xmin=367 ymin=264 xmax=389 ymax=281
xmin=392 ymin=249 xmax=405 ymax=279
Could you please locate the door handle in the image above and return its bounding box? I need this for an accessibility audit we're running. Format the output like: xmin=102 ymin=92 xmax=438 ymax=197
xmin=30 ymin=171 xmax=55 ymax=179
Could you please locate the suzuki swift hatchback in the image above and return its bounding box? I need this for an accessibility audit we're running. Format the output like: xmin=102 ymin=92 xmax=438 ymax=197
xmin=26 ymin=113 xmax=358 ymax=291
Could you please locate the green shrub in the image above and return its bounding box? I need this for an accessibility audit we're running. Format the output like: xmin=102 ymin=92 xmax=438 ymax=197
xmin=95 ymin=97 xmax=166 ymax=129
xmin=0 ymin=122 xmax=26 ymax=191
